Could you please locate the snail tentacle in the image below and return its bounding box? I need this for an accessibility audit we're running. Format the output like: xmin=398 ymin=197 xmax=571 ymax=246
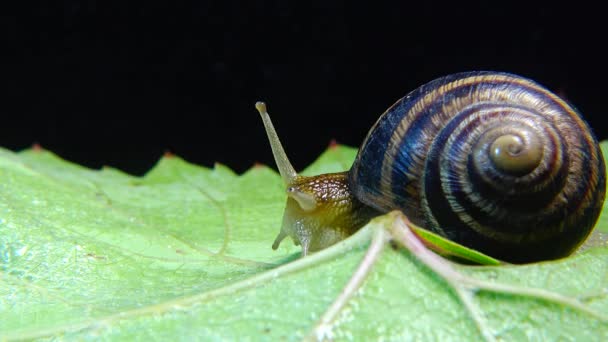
xmin=255 ymin=101 xmax=298 ymax=184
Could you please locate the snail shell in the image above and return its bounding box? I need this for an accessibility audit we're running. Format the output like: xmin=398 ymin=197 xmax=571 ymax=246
xmin=256 ymin=71 xmax=605 ymax=263
xmin=350 ymin=71 xmax=605 ymax=262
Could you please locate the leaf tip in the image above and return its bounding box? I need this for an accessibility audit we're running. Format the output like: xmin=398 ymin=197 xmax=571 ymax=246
xmin=328 ymin=139 xmax=339 ymax=149
xmin=163 ymin=150 xmax=175 ymax=159
xmin=31 ymin=142 xmax=43 ymax=152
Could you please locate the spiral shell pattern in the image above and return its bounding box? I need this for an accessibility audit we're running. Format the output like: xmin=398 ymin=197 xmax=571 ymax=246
xmin=349 ymin=72 xmax=605 ymax=262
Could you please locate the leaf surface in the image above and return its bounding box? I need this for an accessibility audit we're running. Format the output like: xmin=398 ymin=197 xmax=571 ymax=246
xmin=1 ymin=143 xmax=607 ymax=341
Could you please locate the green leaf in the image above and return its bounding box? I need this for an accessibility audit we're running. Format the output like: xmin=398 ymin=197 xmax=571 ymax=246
xmin=411 ymin=224 xmax=501 ymax=265
xmin=1 ymin=144 xmax=607 ymax=340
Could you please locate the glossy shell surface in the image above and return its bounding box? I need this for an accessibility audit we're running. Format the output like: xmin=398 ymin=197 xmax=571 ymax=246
xmin=349 ymin=71 xmax=606 ymax=262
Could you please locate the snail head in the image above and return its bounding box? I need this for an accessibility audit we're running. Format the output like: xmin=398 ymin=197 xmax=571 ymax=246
xmin=255 ymin=102 xmax=378 ymax=256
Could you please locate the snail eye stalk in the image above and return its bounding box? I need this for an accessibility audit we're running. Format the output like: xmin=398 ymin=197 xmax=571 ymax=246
xmin=255 ymin=101 xmax=298 ymax=185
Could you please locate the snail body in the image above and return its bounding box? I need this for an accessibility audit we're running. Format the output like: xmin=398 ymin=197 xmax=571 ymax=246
xmin=256 ymin=71 xmax=606 ymax=263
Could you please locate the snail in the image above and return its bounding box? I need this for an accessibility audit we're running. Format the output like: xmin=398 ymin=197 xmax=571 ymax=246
xmin=255 ymin=71 xmax=606 ymax=263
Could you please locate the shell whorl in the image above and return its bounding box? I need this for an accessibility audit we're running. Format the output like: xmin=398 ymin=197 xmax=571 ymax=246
xmin=349 ymin=72 xmax=605 ymax=262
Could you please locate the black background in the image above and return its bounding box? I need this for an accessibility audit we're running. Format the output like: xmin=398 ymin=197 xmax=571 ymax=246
xmin=4 ymin=2 xmax=607 ymax=175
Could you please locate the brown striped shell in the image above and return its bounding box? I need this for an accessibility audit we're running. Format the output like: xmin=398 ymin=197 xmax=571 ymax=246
xmin=349 ymin=71 xmax=605 ymax=262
